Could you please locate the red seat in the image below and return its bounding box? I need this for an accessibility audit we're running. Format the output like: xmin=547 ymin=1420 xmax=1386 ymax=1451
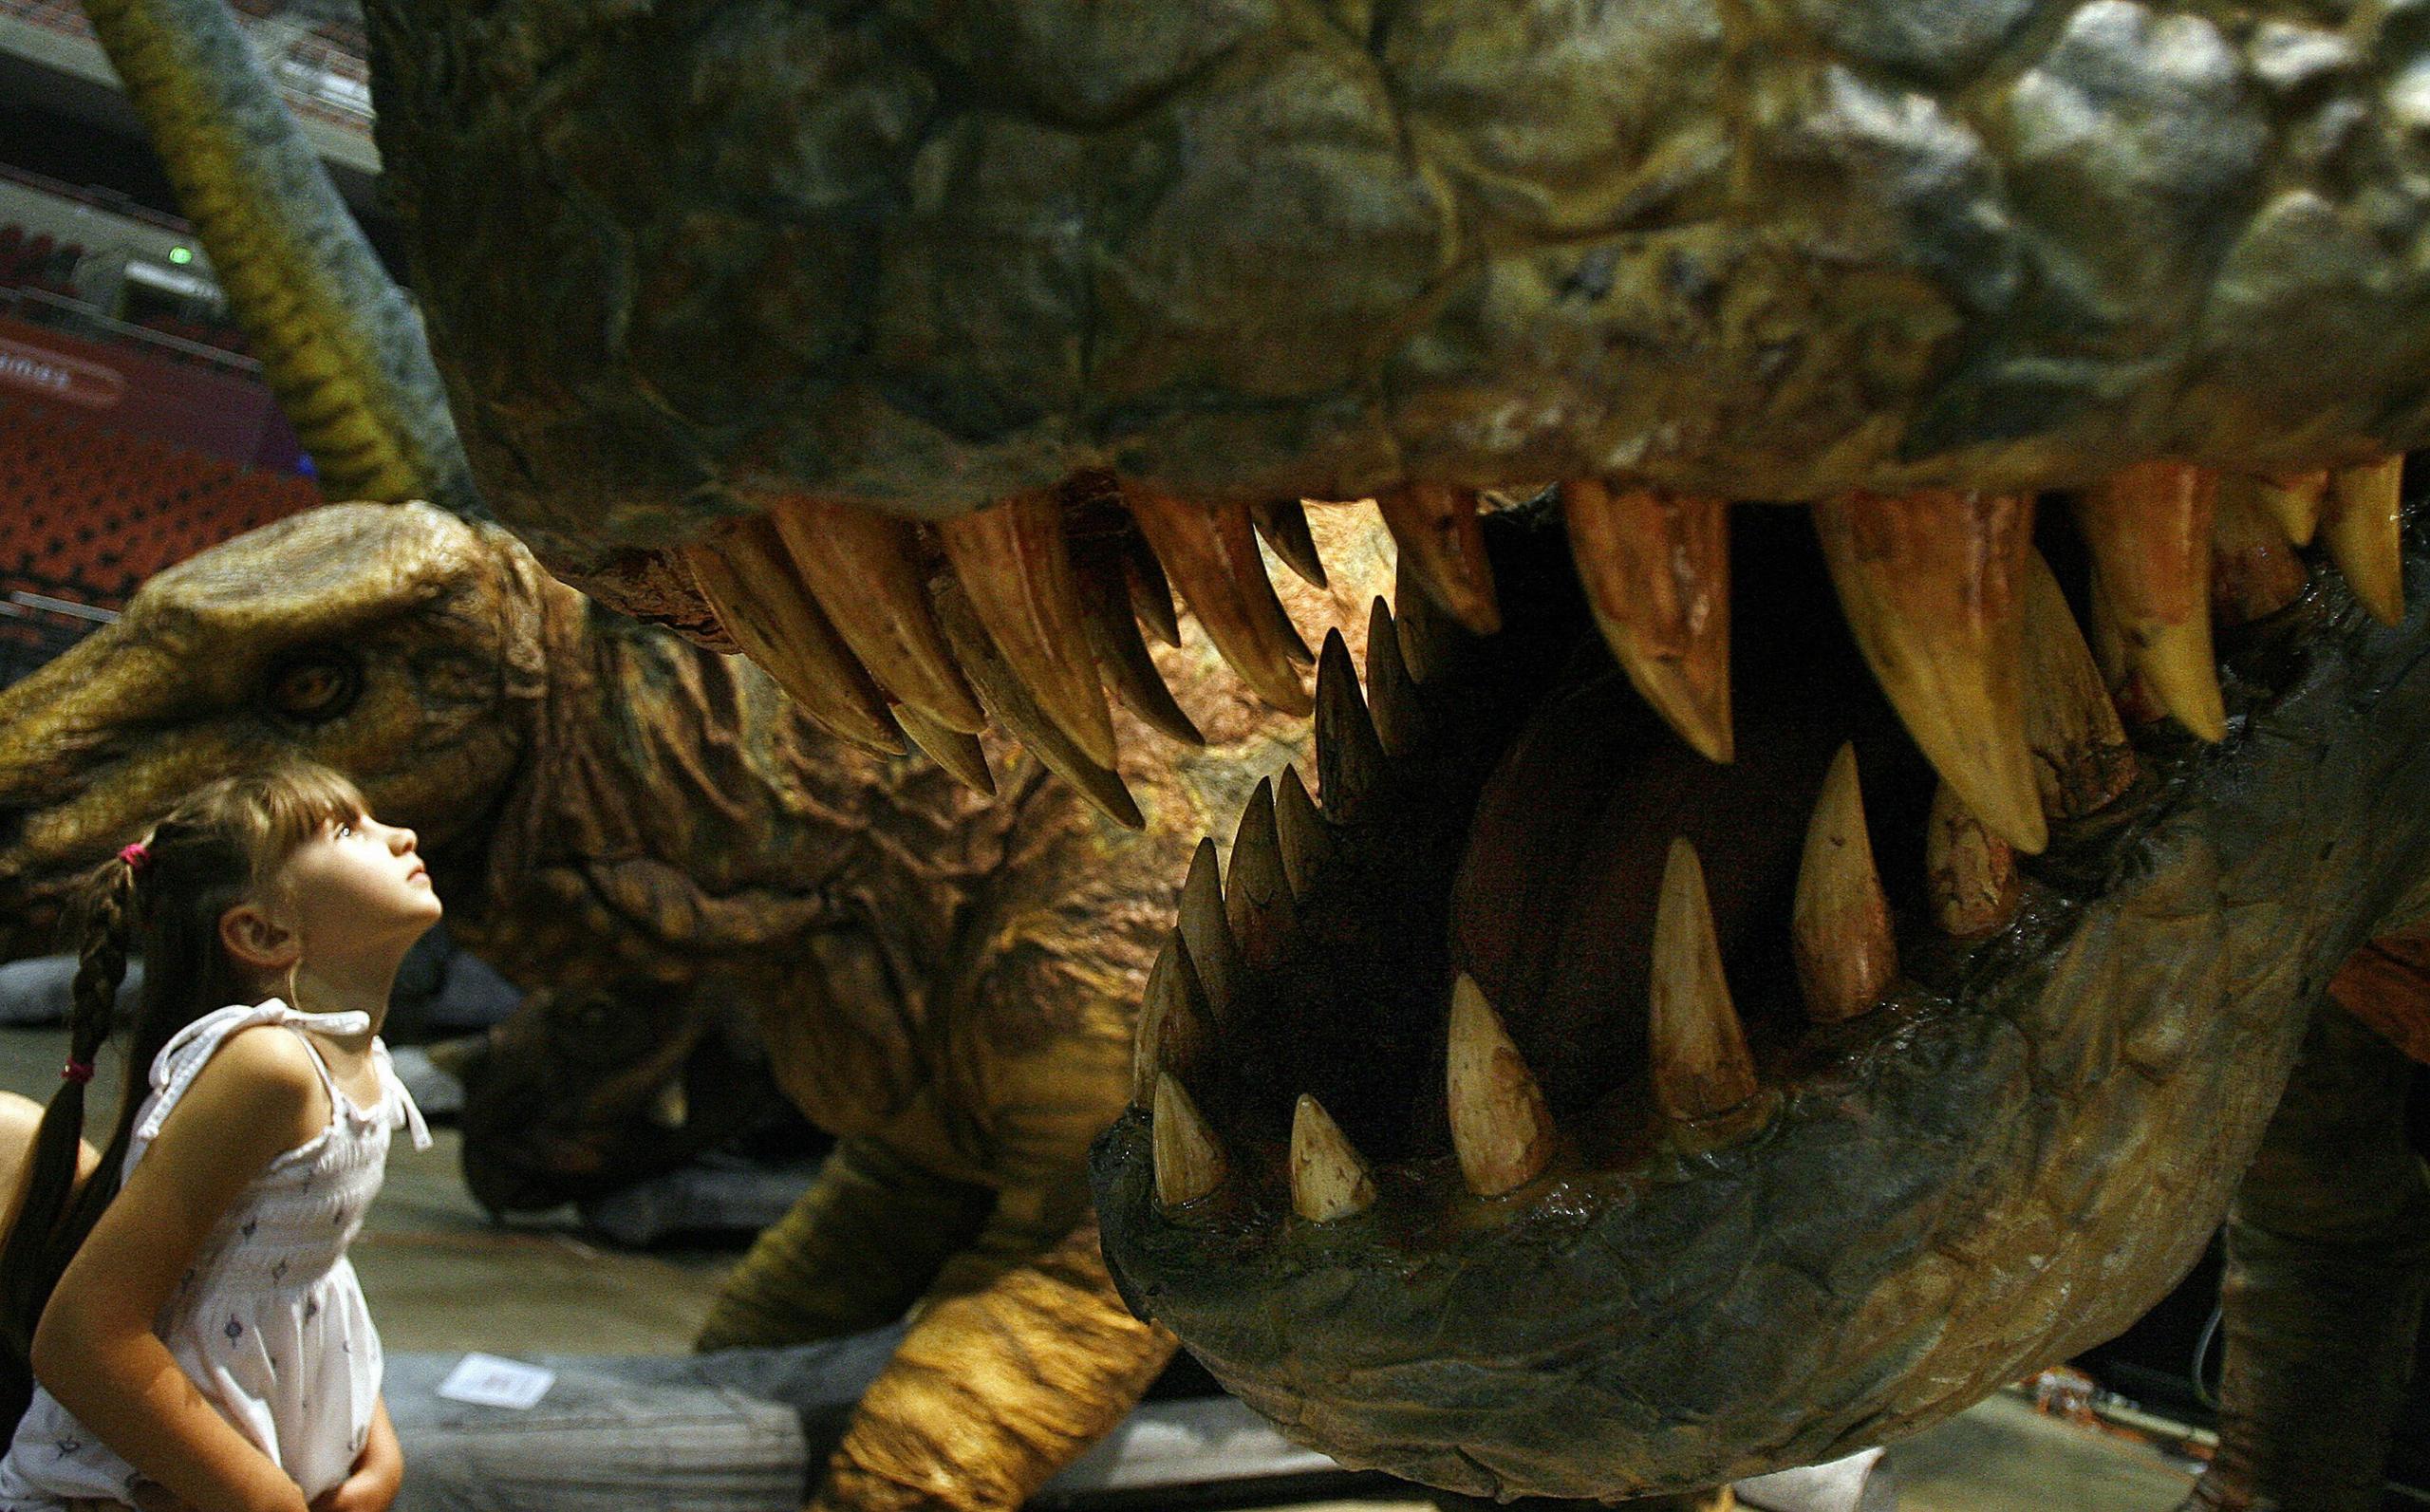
xmin=0 ymin=397 xmax=321 ymax=610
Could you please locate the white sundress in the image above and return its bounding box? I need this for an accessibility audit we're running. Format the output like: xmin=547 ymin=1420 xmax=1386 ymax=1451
xmin=0 ymin=999 xmax=430 ymax=1511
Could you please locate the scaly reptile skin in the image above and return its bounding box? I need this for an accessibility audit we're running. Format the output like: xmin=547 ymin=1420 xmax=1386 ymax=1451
xmin=39 ymin=0 xmax=2430 ymax=1503
xmin=363 ymin=0 xmax=2430 ymax=553
xmin=0 ymin=500 xmax=1396 ymax=1512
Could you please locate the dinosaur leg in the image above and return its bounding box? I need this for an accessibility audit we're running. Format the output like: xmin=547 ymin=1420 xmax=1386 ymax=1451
xmin=696 ymin=1136 xmax=996 ymax=1351
xmin=2180 ymin=1000 xmax=2430 ymax=1512
xmin=806 ymin=1214 xmax=1175 ymax=1512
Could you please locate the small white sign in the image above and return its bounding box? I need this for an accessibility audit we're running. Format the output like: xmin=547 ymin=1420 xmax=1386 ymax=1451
xmin=435 ymin=1353 xmax=555 ymax=1409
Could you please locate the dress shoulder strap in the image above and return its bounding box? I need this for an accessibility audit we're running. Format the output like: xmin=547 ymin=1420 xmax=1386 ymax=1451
xmin=130 ymin=999 xmax=369 ymax=1148
xmin=371 ymin=1038 xmax=433 ymax=1152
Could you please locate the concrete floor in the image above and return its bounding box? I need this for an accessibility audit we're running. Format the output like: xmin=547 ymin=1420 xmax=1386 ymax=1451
xmin=0 ymin=1026 xmax=2204 ymax=1509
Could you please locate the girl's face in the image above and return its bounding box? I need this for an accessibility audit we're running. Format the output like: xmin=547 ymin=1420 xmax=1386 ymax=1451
xmin=272 ymin=812 xmax=444 ymax=946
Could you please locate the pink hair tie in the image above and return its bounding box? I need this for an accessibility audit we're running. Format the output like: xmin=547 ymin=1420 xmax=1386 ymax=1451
xmin=118 ymin=841 xmax=150 ymax=874
xmin=61 ymin=1060 xmax=94 ymax=1084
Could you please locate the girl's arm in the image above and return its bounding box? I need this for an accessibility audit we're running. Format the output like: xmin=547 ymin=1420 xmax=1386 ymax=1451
xmin=31 ymin=1025 xmax=331 ymax=1512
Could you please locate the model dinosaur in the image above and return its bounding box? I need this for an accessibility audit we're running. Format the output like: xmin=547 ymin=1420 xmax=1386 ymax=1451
xmin=47 ymin=0 xmax=2430 ymax=1504
xmin=0 ymin=497 xmax=1398 ymax=1512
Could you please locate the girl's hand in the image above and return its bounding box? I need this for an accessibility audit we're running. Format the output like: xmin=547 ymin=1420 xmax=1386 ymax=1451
xmin=307 ymin=1399 xmax=401 ymax=1512
xmin=303 ymin=1467 xmax=394 ymax=1512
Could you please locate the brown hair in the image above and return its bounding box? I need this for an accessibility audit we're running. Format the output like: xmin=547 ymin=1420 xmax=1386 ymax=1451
xmin=0 ymin=760 xmax=365 ymax=1434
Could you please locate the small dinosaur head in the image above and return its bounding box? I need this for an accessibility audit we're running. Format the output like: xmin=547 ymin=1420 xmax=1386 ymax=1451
xmin=0 ymin=502 xmax=554 ymax=960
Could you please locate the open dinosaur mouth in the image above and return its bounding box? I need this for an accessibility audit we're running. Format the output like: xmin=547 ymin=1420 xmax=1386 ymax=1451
xmin=664 ymin=462 xmax=2398 ymax=842
xmin=1078 ymin=469 xmax=2427 ymax=1499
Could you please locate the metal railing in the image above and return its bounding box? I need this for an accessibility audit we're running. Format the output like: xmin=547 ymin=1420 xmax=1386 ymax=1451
xmin=2 ymin=284 xmax=262 ymax=376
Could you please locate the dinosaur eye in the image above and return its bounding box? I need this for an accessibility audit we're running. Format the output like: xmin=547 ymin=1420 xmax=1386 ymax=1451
xmin=265 ymin=647 xmax=360 ymax=724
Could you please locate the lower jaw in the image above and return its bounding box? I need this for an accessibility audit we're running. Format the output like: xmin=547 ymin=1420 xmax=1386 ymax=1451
xmin=1089 ymin=521 xmax=2430 ymax=1501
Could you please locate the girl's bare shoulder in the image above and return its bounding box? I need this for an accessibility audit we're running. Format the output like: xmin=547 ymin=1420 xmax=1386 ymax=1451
xmin=159 ymin=1023 xmax=331 ymax=1153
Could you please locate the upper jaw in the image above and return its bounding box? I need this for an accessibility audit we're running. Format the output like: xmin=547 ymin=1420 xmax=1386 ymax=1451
xmin=1087 ymin=522 xmax=2430 ymax=1500
xmin=397 ymin=0 xmax=2430 ymax=541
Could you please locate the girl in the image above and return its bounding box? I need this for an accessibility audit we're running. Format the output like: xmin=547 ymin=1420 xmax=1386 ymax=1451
xmin=0 ymin=762 xmax=439 ymax=1512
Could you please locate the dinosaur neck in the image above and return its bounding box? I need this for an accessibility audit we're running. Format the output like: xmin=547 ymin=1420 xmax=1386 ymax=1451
xmin=458 ymin=571 xmax=1027 ymax=990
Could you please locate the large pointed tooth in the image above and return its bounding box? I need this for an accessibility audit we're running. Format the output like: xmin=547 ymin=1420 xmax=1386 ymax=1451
xmin=2019 ymin=551 xmax=2137 ymax=818
xmin=935 ymin=490 xmax=1119 ymax=767
xmin=1225 ymin=779 xmax=1295 ymax=971
xmin=1363 ymin=598 xmax=1426 ymax=758
xmin=1790 ymin=746 xmax=1896 ymax=1024
xmin=1254 ymin=499 xmax=1331 ymax=588
xmin=2074 ymin=462 xmax=2226 ymax=741
xmin=1375 ymin=483 xmax=1503 ymax=635
xmin=645 ymin=1074 xmax=689 ymax=1129
xmin=1561 ymin=481 xmax=1734 ymax=763
xmin=2323 ymin=456 xmax=2405 ymax=626
xmin=2084 ymin=568 xmax=2169 ymax=726
xmin=1446 ymin=974 xmax=1556 ymax=1196
xmin=893 ymin=704 xmax=995 ymax=797
xmin=2252 ymin=469 xmax=2328 ymax=547
xmin=1075 ymin=545 xmax=1206 ymax=746
xmin=1178 ymin=838 xmax=1240 ymax=1017
xmin=1125 ymin=532 xmax=1185 ymax=648
xmin=766 ymin=497 xmax=987 ymax=734
xmin=1124 ymin=486 xmax=1314 ymax=715
xmin=1926 ymin=783 xmax=2019 ymax=938
xmin=683 ymin=519 xmax=906 ymax=756
xmin=1813 ymin=490 xmax=2047 ymax=855
xmin=1650 ymin=839 xmax=1760 ymax=1121
xmin=1273 ymin=765 xmax=1334 ymax=897
xmin=1315 ymin=629 xmax=1388 ymax=823
xmin=1290 ymin=1094 xmax=1376 ymax=1222
xmin=1393 ymin=553 xmax=1463 ymax=685
xmin=1151 ymin=1073 xmax=1227 ymax=1207
xmin=1132 ymin=929 xmax=1214 ymax=1102
xmin=930 ymin=572 xmax=1142 ymax=829
xmin=2210 ymin=477 xmax=2311 ymax=626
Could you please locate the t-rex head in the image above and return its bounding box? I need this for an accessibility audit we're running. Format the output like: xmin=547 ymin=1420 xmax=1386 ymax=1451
xmin=0 ymin=502 xmax=554 ymax=959
xmin=75 ymin=0 xmax=2430 ymax=1499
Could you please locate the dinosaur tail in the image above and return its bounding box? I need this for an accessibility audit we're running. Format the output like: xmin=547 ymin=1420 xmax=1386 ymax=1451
xmin=76 ymin=0 xmax=478 ymax=514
